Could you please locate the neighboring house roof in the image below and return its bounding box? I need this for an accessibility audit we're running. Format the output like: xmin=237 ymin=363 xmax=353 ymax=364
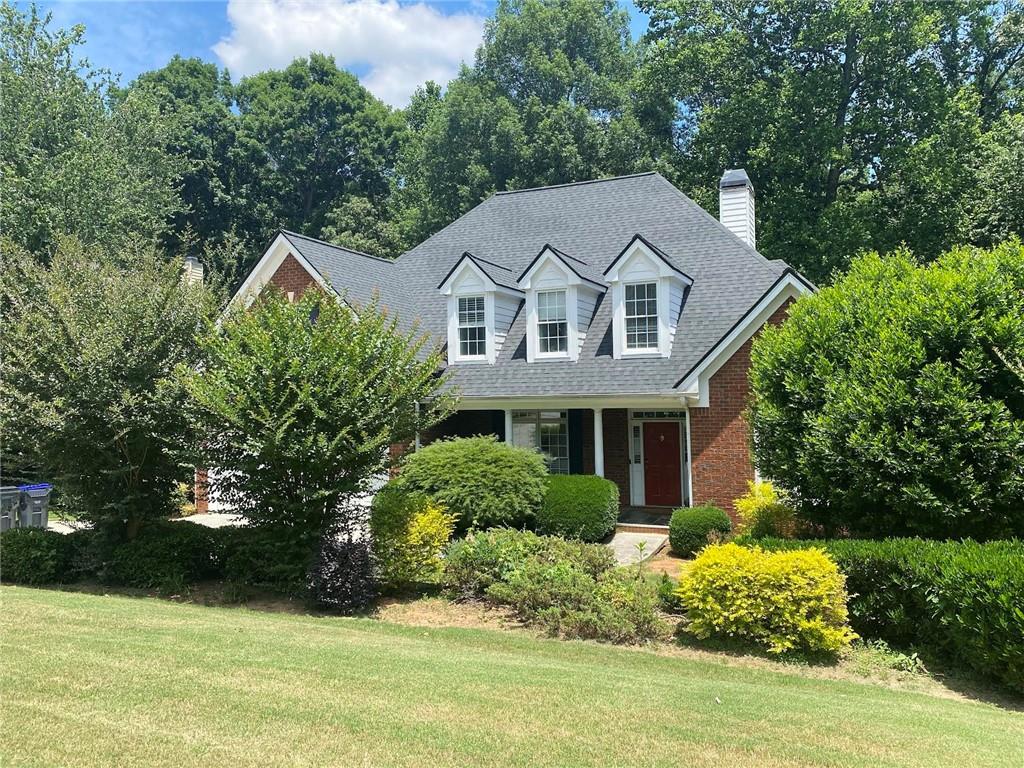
xmin=252 ymin=172 xmax=808 ymax=398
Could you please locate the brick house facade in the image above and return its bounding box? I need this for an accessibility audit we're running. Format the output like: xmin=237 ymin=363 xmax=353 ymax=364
xmin=209 ymin=172 xmax=813 ymax=524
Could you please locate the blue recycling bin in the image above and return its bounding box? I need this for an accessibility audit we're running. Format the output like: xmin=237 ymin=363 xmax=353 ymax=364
xmin=17 ymin=484 xmax=52 ymax=528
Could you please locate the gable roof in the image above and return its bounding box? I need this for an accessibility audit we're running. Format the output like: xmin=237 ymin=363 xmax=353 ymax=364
xmin=602 ymin=233 xmax=693 ymax=283
xmin=258 ymin=173 xmax=804 ymax=398
xmin=518 ymin=244 xmax=608 ymax=289
xmin=280 ymin=230 xmax=392 ymax=308
xmin=437 ymin=251 xmax=523 ymax=293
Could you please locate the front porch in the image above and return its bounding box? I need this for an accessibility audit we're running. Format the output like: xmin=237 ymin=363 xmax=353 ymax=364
xmin=421 ymin=405 xmax=693 ymax=514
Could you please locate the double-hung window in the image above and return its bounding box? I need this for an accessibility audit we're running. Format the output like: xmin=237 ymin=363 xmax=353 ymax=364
xmin=458 ymin=295 xmax=486 ymax=358
xmin=512 ymin=410 xmax=569 ymax=474
xmin=536 ymin=290 xmax=568 ymax=354
xmin=625 ymin=282 xmax=658 ymax=350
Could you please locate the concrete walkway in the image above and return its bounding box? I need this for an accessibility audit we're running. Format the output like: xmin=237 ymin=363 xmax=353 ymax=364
xmin=607 ymin=531 xmax=668 ymax=565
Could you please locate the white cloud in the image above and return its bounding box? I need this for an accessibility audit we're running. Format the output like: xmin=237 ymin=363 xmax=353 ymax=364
xmin=213 ymin=0 xmax=485 ymax=106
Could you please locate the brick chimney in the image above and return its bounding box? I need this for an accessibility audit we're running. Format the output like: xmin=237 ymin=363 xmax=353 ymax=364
xmin=719 ymin=169 xmax=756 ymax=248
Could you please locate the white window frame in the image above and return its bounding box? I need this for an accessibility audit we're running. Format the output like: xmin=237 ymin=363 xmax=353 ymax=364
xmin=536 ymin=289 xmax=569 ymax=356
xmin=456 ymin=295 xmax=487 ymax=360
xmin=624 ymin=281 xmax=659 ymax=352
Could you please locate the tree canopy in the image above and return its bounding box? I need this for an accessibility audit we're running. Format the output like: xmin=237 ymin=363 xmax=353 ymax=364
xmin=3 ymin=0 xmax=1022 ymax=280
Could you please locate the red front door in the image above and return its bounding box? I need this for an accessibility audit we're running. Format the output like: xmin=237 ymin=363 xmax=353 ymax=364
xmin=643 ymin=422 xmax=682 ymax=507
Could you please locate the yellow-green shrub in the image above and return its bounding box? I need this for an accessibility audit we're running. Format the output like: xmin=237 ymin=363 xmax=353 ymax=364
xmin=734 ymin=480 xmax=797 ymax=538
xmin=370 ymin=485 xmax=456 ymax=588
xmin=676 ymin=542 xmax=857 ymax=654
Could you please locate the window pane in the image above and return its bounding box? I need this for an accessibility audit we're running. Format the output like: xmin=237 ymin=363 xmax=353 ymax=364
xmin=539 ymin=421 xmax=569 ymax=474
xmin=625 ymin=282 xmax=658 ymax=349
xmin=538 ymin=320 xmax=568 ymax=353
xmin=459 ymin=325 xmax=486 ymax=356
xmin=537 ymin=290 xmax=566 ymax=322
xmin=458 ymin=295 xmax=485 ymax=325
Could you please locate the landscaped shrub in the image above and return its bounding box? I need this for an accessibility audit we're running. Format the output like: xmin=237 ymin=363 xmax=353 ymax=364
xmin=396 ymin=436 xmax=548 ymax=531
xmin=219 ymin=526 xmax=315 ymax=597
xmin=308 ymin=533 xmax=378 ymax=614
xmin=105 ymin=521 xmax=222 ymax=589
xmin=370 ymin=484 xmax=456 ymax=588
xmin=677 ymin=543 xmax=857 ymax=655
xmin=536 ymin=474 xmax=618 ymax=542
xmin=443 ymin=528 xmax=614 ymax=599
xmin=668 ymin=505 xmax=732 ymax=557
xmin=734 ymin=481 xmax=797 ymax=539
xmin=0 ymin=528 xmax=74 ymax=584
xmin=443 ymin=528 xmax=661 ymax=643
xmin=748 ymin=537 xmax=1024 ymax=692
xmin=749 ymin=243 xmax=1024 ymax=540
xmin=488 ymin=564 xmax=667 ymax=644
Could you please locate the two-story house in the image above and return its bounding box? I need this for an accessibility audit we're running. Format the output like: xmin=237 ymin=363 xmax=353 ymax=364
xmin=217 ymin=170 xmax=813 ymax=525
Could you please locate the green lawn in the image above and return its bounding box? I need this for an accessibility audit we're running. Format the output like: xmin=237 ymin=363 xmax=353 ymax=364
xmin=2 ymin=587 xmax=1022 ymax=768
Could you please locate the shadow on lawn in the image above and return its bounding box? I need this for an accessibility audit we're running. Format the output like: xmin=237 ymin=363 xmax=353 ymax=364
xmin=673 ymin=630 xmax=1024 ymax=713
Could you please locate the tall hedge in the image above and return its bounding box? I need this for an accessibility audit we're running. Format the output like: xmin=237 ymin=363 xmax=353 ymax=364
xmin=749 ymin=537 xmax=1024 ymax=693
xmin=750 ymin=241 xmax=1024 ymax=540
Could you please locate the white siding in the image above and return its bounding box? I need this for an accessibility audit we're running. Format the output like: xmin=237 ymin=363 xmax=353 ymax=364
xmin=576 ymin=286 xmax=599 ymax=355
xmin=719 ymin=186 xmax=756 ymax=247
xmin=668 ymin=280 xmax=685 ymax=344
xmin=494 ymin=294 xmax=521 ymax=354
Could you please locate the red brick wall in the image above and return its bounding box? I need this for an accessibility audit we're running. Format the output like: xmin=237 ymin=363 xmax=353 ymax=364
xmin=266 ymin=253 xmax=318 ymax=299
xmin=689 ymin=301 xmax=793 ymax=520
xmin=194 ymin=468 xmax=209 ymax=515
xmin=602 ymin=409 xmax=630 ymax=505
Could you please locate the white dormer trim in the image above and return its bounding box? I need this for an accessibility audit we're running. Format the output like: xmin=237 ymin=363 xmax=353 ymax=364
xmin=604 ymin=235 xmax=692 ymax=360
xmin=438 ymin=253 xmax=523 ymax=365
xmin=521 ymin=248 xmax=575 ymax=362
xmin=231 ymin=232 xmax=338 ymax=308
xmin=675 ymin=271 xmax=812 ymax=406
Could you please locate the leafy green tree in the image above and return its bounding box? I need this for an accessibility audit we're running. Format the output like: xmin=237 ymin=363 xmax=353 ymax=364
xmin=233 ymin=53 xmax=404 ymax=244
xmin=395 ymin=0 xmax=667 ymax=242
xmin=0 ymin=4 xmax=182 ymax=256
xmin=181 ymin=290 xmax=454 ymax=540
xmin=125 ymin=56 xmax=242 ymax=256
xmin=0 ymin=237 xmax=221 ymax=539
xmin=321 ymin=195 xmax=405 ymax=259
xmin=638 ymin=0 xmax=1024 ymax=281
xmin=972 ymin=111 xmax=1024 ymax=243
xmin=750 ymin=241 xmax=1024 ymax=540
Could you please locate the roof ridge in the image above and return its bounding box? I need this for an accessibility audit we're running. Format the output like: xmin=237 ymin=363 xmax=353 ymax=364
xmin=493 ymin=172 xmax=659 ymax=197
xmin=280 ymin=229 xmax=394 ymax=264
xmin=545 ymin=244 xmax=591 ymax=267
xmin=466 ymin=252 xmax=516 ymax=273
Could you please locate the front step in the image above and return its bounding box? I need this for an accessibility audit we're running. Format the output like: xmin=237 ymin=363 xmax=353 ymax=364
xmin=615 ymin=522 xmax=670 ymax=534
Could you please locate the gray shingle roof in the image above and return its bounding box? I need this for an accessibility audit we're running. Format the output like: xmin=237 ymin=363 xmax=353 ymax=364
xmin=281 ymin=230 xmax=392 ymax=308
xmin=287 ymin=173 xmax=796 ymax=397
xmin=438 ymin=252 xmax=523 ymax=293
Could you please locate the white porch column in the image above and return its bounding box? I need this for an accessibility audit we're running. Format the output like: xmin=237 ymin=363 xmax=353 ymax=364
xmin=593 ymin=408 xmax=604 ymax=477
xmin=504 ymin=409 xmax=514 ymax=444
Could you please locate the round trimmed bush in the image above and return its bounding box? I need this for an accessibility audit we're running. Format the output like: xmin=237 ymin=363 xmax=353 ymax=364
xmin=669 ymin=504 xmax=732 ymax=557
xmin=537 ymin=474 xmax=618 ymax=542
xmin=396 ymin=435 xmax=548 ymax=531
xmin=0 ymin=528 xmax=74 ymax=584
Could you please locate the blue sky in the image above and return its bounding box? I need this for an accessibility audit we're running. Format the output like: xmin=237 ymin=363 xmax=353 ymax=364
xmin=29 ymin=1 xmax=649 ymax=106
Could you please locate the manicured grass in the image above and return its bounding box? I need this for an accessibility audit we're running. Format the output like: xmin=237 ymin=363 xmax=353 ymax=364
xmin=2 ymin=587 xmax=1022 ymax=767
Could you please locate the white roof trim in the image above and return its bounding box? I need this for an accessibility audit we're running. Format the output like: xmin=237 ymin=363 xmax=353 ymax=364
xmin=438 ymin=255 xmax=499 ymax=296
xmin=231 ymin=233 xmax=339 ymax=308
xmin=603 ymin=235 xmax=694 ymax=285
xmin=676 ymin=271 xmax=811 ymax=407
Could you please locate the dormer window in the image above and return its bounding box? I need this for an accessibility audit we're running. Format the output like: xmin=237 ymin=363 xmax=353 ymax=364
xmin=603 ymin=235 xmax=693 ymax=360
xmin=438 ymin=252 xmax=524 ymax=365
xmin=518 ymin=245 xmax=607 ymax=363
xmin=458 ymin=296 xmax=487 ymax=358
xmin=537 ymin=290 xmax=568 ymax=354
xmin=625 ymin=282 xmax=658 ymax=350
